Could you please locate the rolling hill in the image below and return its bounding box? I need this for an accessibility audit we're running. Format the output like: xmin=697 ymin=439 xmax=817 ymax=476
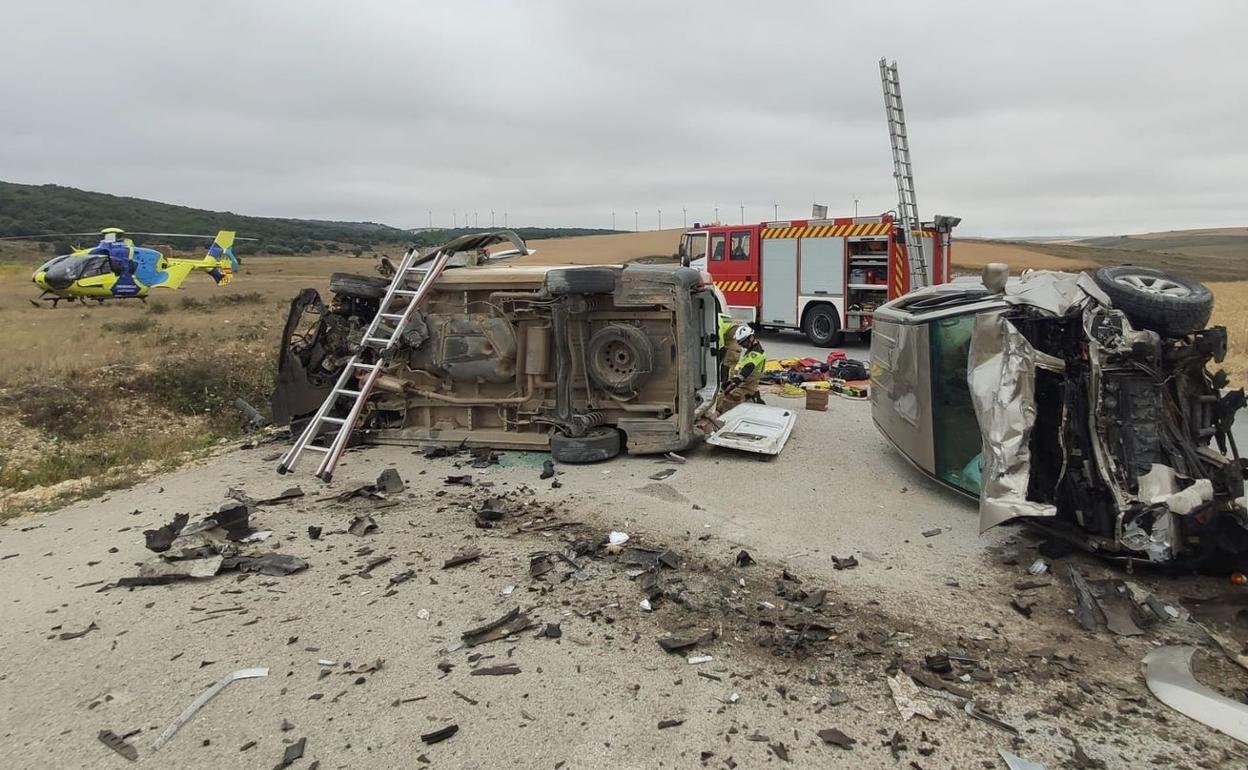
xmin=0 ymin=181 xmax=620 ymax=254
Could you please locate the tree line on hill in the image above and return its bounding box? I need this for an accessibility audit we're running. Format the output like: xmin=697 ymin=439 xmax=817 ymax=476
xmin=0 ymin=181 xmax=620 ymax=256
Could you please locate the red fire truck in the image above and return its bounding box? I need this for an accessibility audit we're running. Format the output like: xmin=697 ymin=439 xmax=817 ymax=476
xmin=680 ymin=213 xmax=958 ymax=346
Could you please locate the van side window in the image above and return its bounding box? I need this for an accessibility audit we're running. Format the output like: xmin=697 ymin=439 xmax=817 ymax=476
xmin=730 ymin=231 xmax=750 ymax=261
xmin=710 ymin=234 xmax=725 ymax=261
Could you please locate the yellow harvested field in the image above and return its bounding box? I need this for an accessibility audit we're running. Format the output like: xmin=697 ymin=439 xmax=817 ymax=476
xmin=511 ymin=229 xmax=682 ymax=265
xmin=951 ymin=239 xmax=1097 ymax=273
xmin=1209 ymin=281 xmax=1248 ymax=385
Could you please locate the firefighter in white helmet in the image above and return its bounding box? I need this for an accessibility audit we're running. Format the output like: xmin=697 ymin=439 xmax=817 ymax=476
xmin=715 ymin=324 xmax=766 ymax=413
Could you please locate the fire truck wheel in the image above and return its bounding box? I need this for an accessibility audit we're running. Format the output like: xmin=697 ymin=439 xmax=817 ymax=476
xmin=802 ymin=304 xmax=843 ymax=347
xmin=550 ymin=427 xmax=622 ymax=463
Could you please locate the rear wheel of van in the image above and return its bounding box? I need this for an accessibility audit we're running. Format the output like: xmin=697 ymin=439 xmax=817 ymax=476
xmin=802 ymin=304 xmax=843 ymax=347
xmin=550 ymin=427 xmax=622 ymax=463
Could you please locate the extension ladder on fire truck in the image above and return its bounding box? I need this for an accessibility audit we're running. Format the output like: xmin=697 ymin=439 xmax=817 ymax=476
xmin=879 ymin=58 xmax=929 ymax=290
xmin=277 ymin=246 xmax=452 ymax=482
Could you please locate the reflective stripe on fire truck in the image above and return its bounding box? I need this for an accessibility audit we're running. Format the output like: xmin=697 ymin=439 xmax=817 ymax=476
xmin=759 ymin=223 xmax=936 ymax=239
xmin=715 ymin=281 xmax=759 ymax=292
xmin=761 ymin=223 xmax=891 ymax=238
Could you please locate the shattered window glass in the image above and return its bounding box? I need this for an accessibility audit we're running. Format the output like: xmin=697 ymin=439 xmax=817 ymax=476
xmin=930 ymin=314 xmax=981 ymax=494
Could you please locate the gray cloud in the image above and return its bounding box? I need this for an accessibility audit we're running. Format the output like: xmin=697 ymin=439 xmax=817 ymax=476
xmin=2 ymin=0 xmax=1244 ymax=236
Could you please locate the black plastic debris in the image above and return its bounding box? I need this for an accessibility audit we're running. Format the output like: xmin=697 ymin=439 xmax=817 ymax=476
xmin=470 ymin=664 xmax=521 ymax=676
xmin=817 ymin=728 xmax=855 ymax=750
xmin=423 ymin=445 xmax=451 ymax=459
xmin=768 ymin=742 xmax=790 ymax=762
xmin=213 ymin=501 xmax=257 ymax=541
xmin=657 ymin=719 xmax=684 ymax=729
xmin=543 ymin=623 xmax=562 ymax=639
xmin=98 ymin=729 xmax=138 ymax=761
xmin=470 ymin=449 xmax=499 ymax=469
xmin=222 ymin=554 xmax=308 ymax=577
xmin=735 ymin=550 xmax=755 ymax=567
xmin=276 ymin=737 xmax=306 ymax=769
xmin=462 ymin=606 xmax=534 ymax=647
xmin=144 ymin=513 xmax=189 ymax=553
xmin=831 ymin=555 xmax=858 ymax=570
xmin=59 ymin=621 xmax=99 ymax=640
xmin=105 ymin=575 xmax=194 ymax=590
xmin=257 ymin=487 xmax=304 ymax=505
xmin=921 ymin=528 xmax=942 ymax=538
xmin=443 ymin=549 xmax=482 ymax=569
xmin=389 ymin=570 xmax=414 ymax=586
xmin=348 ymin=514 xmax=378 ymax=537
xmin=924 ymin=653 xmax=952 ymax=674
xmin=420 ymin=724 xmax=458 ymax=744
xmin=307 ymin=526 xmax=322 ymax=540
xmin=445 ymin=475 xmax=473 ymax=486
xmin=649 ymin=468 xmax=676 ymax=481
xmin=540 ymin=460 xmax=555 ymax=480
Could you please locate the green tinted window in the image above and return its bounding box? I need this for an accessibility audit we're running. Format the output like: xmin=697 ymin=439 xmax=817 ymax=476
xmin=929 ymin=314 xmax=981 ymax=495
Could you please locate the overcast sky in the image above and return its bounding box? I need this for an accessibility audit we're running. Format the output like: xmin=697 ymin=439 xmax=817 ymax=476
xmin=3 ymin=1 xmax=1245 ymax=236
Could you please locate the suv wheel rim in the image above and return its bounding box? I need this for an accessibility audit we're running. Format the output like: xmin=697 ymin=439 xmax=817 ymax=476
xmin=1115 ymin=273 xmax=1191 ymax=297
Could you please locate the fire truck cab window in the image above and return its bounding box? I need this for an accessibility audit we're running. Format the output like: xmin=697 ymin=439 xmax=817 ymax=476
xmin=730 ymin=231 xmax=750 ymax=261
xmin=710 ymin=233 xmax=725 ymax=261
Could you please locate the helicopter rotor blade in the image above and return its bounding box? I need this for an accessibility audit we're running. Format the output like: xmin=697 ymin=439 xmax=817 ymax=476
xmin=0 ymin=232 xmax=101 ymax=241
xmin=125 ymin=232 xmax=260 ymax=241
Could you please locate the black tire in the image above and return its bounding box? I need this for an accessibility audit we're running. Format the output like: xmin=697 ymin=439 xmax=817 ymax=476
xmin=550 ymin=427 xmax=622 ymax=463
xmin=801 ymin=304 xmax=843 ymax=347
xmin=329 ymin=272 xmax=389 ymax=300
xmin=545 ymin=268 xmax=617 ymax=296
xmin=585 ymin=325 xmax=654 ymax=393
xmin=1093 ymin=265 xmax=1213 ymax=337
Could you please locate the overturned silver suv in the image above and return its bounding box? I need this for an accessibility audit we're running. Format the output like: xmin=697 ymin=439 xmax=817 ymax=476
xmin=272 ymin=232 xmax=722 ymax=465
xmin=871 ymin=264 xmax=1248 ymax=569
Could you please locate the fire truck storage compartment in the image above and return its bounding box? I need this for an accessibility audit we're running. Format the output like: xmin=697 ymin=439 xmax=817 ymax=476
xmin=798 ymin=237 xmax=845 ymax=296
xmin=847 ymin=238 xmax=889 ymax=332
xmin=761 ymin=238 xmax=798 ymax=326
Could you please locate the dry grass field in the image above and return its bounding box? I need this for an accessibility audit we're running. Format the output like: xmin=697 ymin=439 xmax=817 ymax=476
xmin=2 ymin=230 xmax=1245 ymax=516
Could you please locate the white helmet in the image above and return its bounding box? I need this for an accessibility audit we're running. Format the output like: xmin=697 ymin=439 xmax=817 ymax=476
xmin=733 ymin=324 xmax=754 ymax=344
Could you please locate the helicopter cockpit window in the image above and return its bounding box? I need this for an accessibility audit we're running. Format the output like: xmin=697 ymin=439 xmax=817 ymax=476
xmin=73 ymin=256 xmax=113 ymax=279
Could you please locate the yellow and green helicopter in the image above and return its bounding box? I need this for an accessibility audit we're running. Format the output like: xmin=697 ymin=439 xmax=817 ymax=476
xmin=1 ymin=228 xmax=250 ymax=307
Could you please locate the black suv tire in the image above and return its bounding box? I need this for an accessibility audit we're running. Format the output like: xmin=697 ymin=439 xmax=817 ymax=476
xmin=329 ymin=272 xmax=389 ymax=300
xmin=550 ymin=427 xmax=622 ymax=463
xmin=1093 ymin=265 xmax=1213 ymax=338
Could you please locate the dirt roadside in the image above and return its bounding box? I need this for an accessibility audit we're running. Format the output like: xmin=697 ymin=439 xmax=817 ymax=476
xmin=1 ymin=394 xmax=1246 ymax=769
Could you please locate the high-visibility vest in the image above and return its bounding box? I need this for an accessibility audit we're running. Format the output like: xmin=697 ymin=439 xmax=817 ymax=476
xmin=717 ymin=314 xmax=737 ymax=347
xmin=736 ymin=348 xmax=767 ymax=379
